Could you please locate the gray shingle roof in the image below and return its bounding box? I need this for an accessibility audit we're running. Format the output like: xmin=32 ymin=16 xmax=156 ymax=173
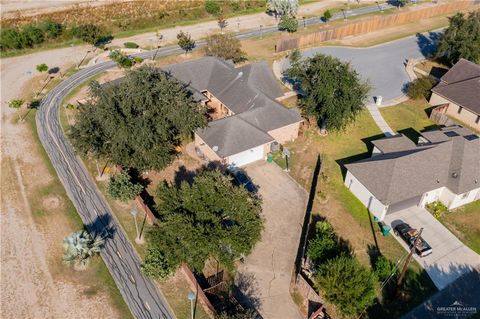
xmin=431 ymin=59 xmax=480 ymax=115
xmin=372 ymin=134 xmax=416 ymax=153
xmin=196 ymin=116 xmax=274 ymax=158
xmin=346 ymin=127 xmax=480 ymax=205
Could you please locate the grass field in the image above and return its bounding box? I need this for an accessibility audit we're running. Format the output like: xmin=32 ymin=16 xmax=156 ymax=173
xmin=439 ymin=201 xmax=480 ymax=254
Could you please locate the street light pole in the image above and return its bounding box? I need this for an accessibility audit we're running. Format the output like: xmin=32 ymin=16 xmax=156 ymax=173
xmin=130 ymin=206 xmax=143 ymax=244
xmin=187 ymin=291 xmax=196 ymax=319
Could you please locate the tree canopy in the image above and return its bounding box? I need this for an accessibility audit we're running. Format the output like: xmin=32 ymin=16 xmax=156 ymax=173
xmin=107 ymin=171 xmax=144 ymax=202
xmin=177 ymin=31 xmax=195 ymax=53
xmin=204 ymin=33 xmax=247 ymax=63
xmin=267 ymin=0 xmax=299 ymax=18
xmin=286 ymin=53 xmax=370 ymax=132
xmin=69 ymin=66 xmax=207 ymax=171
xmin=315 ymin=255 xmax=376 ymax=316
xmin=278 ymin=15 xmax=298 ymax=33
xmin=142 ymin=169 xmax=263 ymax=279
xmin=436 ymin=11 xmax=480 ymax=65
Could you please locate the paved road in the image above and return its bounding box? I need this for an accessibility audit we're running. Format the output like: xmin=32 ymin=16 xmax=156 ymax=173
xmin=384 ymin=207 xmax=480 ymax=290
xmin=278 ymin=31 xmax=440 ymax=104
xmin=35 ymin=3 xmax=400 ymax=318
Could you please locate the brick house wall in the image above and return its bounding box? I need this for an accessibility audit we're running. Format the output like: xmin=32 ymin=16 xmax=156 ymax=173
xmin=194 ymin=133 xmax=223 ymax=162
xmin=268 ymin=122 xmax=302 ymax=144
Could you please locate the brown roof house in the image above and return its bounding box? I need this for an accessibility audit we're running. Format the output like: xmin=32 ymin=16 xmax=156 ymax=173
xmin=344 ymin=126 xmax=480 ymax=221
xmin=430 ymin=59 xmax=480 ymax=131
xmin=162 ymin=57 xmax=303 ymax=167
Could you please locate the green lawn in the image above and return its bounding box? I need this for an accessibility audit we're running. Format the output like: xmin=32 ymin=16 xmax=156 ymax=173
xmin=380 ymin=98 xmax=438 ymax=141
xmin=439 ymin=201 xmax=480 ymax=254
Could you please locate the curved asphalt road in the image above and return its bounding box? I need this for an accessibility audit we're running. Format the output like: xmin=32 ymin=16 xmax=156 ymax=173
xmin=35 ymin=3 xmax=397 ymax=318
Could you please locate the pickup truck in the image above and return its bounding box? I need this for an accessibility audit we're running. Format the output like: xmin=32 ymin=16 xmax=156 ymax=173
xmin=393 ymin=222 xmax=433 ymax=257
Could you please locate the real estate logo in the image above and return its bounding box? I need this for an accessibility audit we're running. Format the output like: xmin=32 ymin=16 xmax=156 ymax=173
xmin=436 ymin=301 xmax=477 ymax=317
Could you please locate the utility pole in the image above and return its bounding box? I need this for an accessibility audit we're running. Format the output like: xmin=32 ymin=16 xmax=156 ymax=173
xmin=396 ymin=227 xmax=423 ymax=293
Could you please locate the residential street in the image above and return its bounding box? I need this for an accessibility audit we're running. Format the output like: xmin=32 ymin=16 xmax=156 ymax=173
xmin=236 ymin=162 xmax=308 ymax=319
xmin=278 ymin=31 xmax=440 ymax=104
xmin=384 ymin=206 xmax=480 ymax=290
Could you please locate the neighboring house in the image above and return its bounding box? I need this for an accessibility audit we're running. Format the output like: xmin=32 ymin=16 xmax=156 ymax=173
xmin=429 ymin=59 xmax=480 ymax=131
xmin=344 ymin=126 xmax=480 ymax=221
xmin=162 ymin=57 xmax=303 ymax=167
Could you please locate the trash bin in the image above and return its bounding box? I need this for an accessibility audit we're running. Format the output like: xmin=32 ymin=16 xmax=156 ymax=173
xmin=379 ymin=221 xmax=391 ymax=236
xmin=267 ymin=152 xmax=273 ymax=163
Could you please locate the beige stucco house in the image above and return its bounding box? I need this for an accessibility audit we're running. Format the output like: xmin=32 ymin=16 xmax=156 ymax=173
xmin=429 ymin=59 xmax=480 ymax=132
xmin=344 ymin=126 xmax=480 ymax=221
xmin=163 ymin=57 xmax=303 ymax=167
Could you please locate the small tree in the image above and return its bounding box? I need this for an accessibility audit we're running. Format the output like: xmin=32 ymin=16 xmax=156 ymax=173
xmin=315 ymin=255 xmax=376 ymax=316
xmin=374 ymin=255 xmax=397 ymax=282
xmin=435 ymin=11 xmax=480 ymax=65
xmin=217 ymin=12 xmax=228 ymax=31
xmin=323 ymin=10 xmax=332 ymax=22
xmin=107 ymin=171 xmax=143 ymax=202
xmin=204 ymin=33 xmax=246 ymax=63
xmin=63 ymin=230 xmax=103 ymax=271
xmin=267 ymin=0 xmax=299 ymax=18
xmin=73 ymin=24 xmax=105 ymax=45
xmin=285 ymin=53 xmax=370 ymax=133
xmin=109 ymin=50 xmax=137 ymax=68
xmin=406 ymin=77 xmax=435 ymax=100
xmin=177 ymin=31 xmax=195 ymax=54
xmin=205 ymin=0 xmax=221 ymax=15
xmin=36 ymin=63 xmax=48 ymax=76
xmin=307 ymin=221 xmax=337 ymax=263
xmin=278 ymin=15 xmax=298 ymax=33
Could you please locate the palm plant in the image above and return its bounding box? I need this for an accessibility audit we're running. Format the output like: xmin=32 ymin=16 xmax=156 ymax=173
xmin=63 ymin=230 xmax=104 ymax=270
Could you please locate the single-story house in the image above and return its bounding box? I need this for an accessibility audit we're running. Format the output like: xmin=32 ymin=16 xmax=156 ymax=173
xmin=429 ymin=58 xmax=480 ymax=131
xmin=162 ymin=57 xmax=303 ymax=167
xmin=344 ymin=126 xmax=480 ymax=221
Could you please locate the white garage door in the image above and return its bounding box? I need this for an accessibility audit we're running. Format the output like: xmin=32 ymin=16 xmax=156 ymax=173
xmin=228 ymin=145 xmax=265 ymax=167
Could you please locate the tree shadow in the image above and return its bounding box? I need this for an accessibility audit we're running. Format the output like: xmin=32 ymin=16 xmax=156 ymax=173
xmin=48 ymin=66 xmax=60 ymax=75
xmin=416 ymin=31 xmax=442 ymax=58
xmin=84 ymin=213 xmax=116 ymax=241
xmin=232 ymin=272 xmax=263 ymax=315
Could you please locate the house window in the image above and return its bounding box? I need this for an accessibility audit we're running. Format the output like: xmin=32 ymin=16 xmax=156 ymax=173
xmin=457 ymin=106 xmax=463 ymax=114
xmin=476 ymin=115 xmax=480 ymax=124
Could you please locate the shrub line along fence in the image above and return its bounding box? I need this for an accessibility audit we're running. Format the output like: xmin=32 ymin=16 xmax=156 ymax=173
xmin=275 ymin=1 xmax=480 ymax=52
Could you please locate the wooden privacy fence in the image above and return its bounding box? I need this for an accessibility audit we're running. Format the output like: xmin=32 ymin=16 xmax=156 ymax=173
xmin=276 ymin=1 xmax=479 ymax=52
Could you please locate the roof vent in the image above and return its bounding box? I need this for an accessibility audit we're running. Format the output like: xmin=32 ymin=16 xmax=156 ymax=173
xmin=452 ymin=172 xmax=458 ymax=178
xmin=212 ymin=146 xmax=219 ymax=152
xmin=444 ymin=131 xmax=459 ymax=138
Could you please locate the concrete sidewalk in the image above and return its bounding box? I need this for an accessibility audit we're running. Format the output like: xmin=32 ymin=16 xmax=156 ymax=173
xmin=366 ymin=104 xmax=395 ymax=137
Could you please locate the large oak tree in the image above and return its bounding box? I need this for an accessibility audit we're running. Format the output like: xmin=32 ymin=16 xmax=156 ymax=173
xmin=286 ymin=53 xmax=370 ymax=132
xmin=436 ymin=11 xmax=480 ymax=66
xmin=70 ymin=66 xmax=207 ymax=171
xmin=142 ymin=169 xmax=263 ymax=279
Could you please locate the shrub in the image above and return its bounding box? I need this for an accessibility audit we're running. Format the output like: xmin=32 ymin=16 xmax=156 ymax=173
xmin=40 ymin=21 xmax=64 ymax=38
xmin=374 ymin=255 xmax=397 ymax=282
xmin=426 ymin=201 xmax=448 ymax=218
xmin=307 ymin=221 xmax=337 ymax=263
xmin=278 ymin=15 xmax=298 ymax=33
xmin=8 ymin=99 xmax=24 ymax=109
xmin=72 ymin=24 xmax=105 ymax=45
xmin=107 ymin=171 xmax=143 ymax=202
xmin=123 ymin=42 xmax=139 ymax=48
xmin=406 ymin=77 xmax=435 ymax=99
xmin=315 ymin=255 xmax=376 ymax=316
xmin=205 ymin=0 xmax=221 ymax=15
xmin=323 ymin=10 xmax=332 ymax=22
xmin=21 ymin=25 xmax=44 ymax=47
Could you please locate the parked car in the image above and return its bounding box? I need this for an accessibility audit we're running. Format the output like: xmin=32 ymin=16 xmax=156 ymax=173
xmin=228 ymin=167 xmax=257 ymax=193
xmin=393 ymin=222 xmax=433 ymax=257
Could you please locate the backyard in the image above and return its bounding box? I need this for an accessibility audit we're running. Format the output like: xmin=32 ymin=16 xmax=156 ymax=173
xmin=280 ymin=107 xmax=437 ymax=318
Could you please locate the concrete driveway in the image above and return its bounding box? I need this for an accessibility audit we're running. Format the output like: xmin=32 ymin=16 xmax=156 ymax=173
xmin=278 ymin=31 xmax=441 ymax=104
xmin=235 ymin=161 xmax=308 ymax=319
xmin=384 ymin=206 xmax=480 ymax=290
